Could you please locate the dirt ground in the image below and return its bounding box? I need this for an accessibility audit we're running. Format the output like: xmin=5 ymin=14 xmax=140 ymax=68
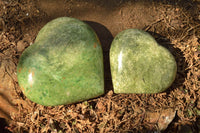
xmin=0 ymin=0 xmax=200 ymax=132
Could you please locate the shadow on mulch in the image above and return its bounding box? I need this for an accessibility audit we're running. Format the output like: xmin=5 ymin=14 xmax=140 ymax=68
xmin=0 ymin=118 xmax=11 ymax=133
xmin=73 ymin=0 xmax=200 ymax=21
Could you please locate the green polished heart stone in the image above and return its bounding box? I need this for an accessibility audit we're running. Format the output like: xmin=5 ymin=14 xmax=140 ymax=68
xmin=110 ymin=29 xmax=177 ymax=93
xmin=17 ymin=17 xmax=104 ymax=106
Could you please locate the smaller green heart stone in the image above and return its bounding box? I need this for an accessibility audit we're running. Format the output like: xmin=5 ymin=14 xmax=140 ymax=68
xmin=17 ymin=17 xmax=104 ymax=106
xmin=110 ymin=29 xmax=177 ymax=93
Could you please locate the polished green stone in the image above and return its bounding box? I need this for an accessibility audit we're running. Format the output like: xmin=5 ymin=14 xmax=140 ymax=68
xmin=17 ymin=17 xmax=104 ymax=106
xmin=110 ymin=29 xmax=177 ymax=93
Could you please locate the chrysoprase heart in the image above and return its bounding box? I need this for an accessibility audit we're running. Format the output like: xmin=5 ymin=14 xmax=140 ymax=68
xmin=110 ymin=29 xmax=177 ymax=93
xmin=17 ymin=17 xmax=104 ymax=106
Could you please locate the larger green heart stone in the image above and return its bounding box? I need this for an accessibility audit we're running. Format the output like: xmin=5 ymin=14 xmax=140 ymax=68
xmin=17 ymin=17 xmax=104 ymax=106
xmin=110 ymin=29 xmax=177 ymax=93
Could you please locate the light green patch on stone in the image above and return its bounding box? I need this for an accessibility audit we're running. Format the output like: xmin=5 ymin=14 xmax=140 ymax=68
xmin=110 ymin=29 xmax=177 ymax=93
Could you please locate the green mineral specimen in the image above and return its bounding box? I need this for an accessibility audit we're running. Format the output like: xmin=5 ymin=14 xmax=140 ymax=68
xmin=17 ymin=17 xmax=104 ymax=106
xmin=110 ymin=29 xmax=177 ymax=93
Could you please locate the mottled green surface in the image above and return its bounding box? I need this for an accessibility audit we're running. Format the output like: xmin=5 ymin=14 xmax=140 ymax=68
xmin=110 ymin=29 xmax=177 ymax=93
xmin=17 ymin=17 xmax=104 ymax=106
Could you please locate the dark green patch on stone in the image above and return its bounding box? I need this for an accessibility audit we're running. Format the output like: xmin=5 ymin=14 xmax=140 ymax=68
xmin=17 ymin=17 xmax=104 ymax=106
